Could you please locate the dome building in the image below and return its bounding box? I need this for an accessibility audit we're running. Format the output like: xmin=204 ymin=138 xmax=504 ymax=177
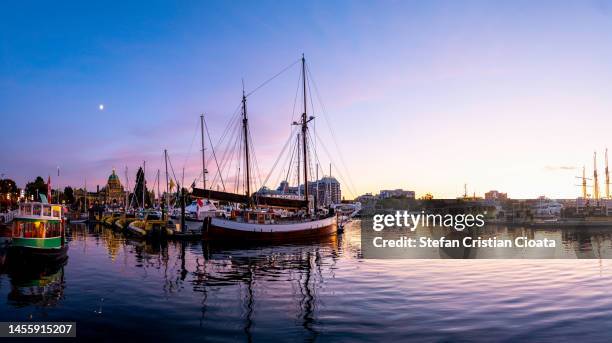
xmin=99 ymin=169 xmax=126 ymax=206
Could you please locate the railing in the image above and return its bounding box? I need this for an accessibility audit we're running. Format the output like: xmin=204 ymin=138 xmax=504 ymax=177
xmin=0 ymin=210 xmax=18 ymax=224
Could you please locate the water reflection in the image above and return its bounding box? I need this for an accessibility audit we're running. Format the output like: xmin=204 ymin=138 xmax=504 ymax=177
xmin=363 ymin=223 xmax=612 ymax=259
xmin=7 ymin=260 xmax=66 ymax=309
xmin=3 ymin=223 xmax=612 ymax=341
xmin=197 ymin=236 xmax=341 ymax=341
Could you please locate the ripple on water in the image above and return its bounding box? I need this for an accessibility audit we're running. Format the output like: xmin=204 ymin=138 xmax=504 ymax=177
xmin=1 ymin=224 xmax=612 ymax=341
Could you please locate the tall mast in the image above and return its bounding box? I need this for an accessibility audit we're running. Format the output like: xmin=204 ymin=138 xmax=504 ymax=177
xmin=242 ymin=85 xmax=251 ymax=199
xmin=315 ymin=163 xmax=319 ymax=210
xmin=582 ymin=166 xmax=587 ymax=199
xmin=164 ymin=149 xmax=169 ymax=210
xmin=124 ymin=166 xmax=128 ymax=212
xmin=142 ymin=160 xmax=146 ymax=209
xmin=297 ymin=133 xmax=301 ymax=196
xmin=301 ymin=54 xmax=309 ymax=212
xmin=329 ymin=163 xmax=332 ymax=205
xmin=200 ymin=113 xmax=207 ymax=190
xmin=594 ymin=152 xmax=600 ymax=200
xmin=606 ymin=148 xmax=610 ymax=199
xmin=85 ymin=177 xmax=88 ymax=212
xmin=156 ymin=169 xmax=160 ymax=207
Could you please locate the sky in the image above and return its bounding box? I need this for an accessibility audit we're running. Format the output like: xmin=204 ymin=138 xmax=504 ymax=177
xmin=2 ymin=0 xmax=612 ymax=199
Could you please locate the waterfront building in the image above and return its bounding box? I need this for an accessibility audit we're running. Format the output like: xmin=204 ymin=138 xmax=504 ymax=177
xmin=575 ymin=198 xmax=612 ymax=216
xmin=309 ymin=177 xmax=341 ymax=206
xmin=485 ymin=190 xmax=508 ymax=200
xmin=379 ymin=189 xmax=415 ymax=199
xmin=73 ymin=169 xmax=128 ymax=208
xmin=98 ymin=169 xmax=127 ymax=206
xmin=356 ymin=193 xmax=378 ymax=202
xmin=264 ymin=177 xmax=341 ymax=206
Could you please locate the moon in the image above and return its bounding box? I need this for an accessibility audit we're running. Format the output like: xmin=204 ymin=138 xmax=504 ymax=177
xmin=99 ymin=104 xmax=104 ymax=111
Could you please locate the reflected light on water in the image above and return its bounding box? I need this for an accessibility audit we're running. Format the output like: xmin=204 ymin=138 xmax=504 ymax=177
xmin=0 ymin=222 xmax=612 ymax=341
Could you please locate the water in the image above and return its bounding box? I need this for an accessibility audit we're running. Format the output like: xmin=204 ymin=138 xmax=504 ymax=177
xmin=2 ymin=222 xmax=612 ymax=341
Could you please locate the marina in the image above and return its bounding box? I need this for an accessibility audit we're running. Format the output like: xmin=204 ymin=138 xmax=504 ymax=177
xmin=2 ymin=222 xmax=612 ymax=340
xmin=6 ymin=1 xmax=612 ymax=341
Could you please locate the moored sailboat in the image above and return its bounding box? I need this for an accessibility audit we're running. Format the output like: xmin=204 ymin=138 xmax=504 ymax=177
xmin=194 ymin=55 xmax=338 ymax=242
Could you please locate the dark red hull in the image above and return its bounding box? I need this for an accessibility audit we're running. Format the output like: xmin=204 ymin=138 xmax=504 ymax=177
xmin=203 ymin=222 xmax=337 ymax=242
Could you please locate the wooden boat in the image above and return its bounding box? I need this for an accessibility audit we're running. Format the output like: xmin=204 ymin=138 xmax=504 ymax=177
xmin=194 ymin=56 xmax=338 ymax=242
xmin=8 ymin=202 xmax=68 ymax=263
xmin=205 ymin=214 xmax=337 ymax=242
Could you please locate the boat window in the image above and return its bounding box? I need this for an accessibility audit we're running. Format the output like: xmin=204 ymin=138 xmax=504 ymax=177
xmin=43 ymin=205 xmax=51 ymax=217
xmin=23 ymin=222 xmax=45 ymax=238
xmin=33 ymin=204 xmax=42 ymax=216
xmin=22 ymin=204 xmax=32 ymax=216
xmin=46 ymin=221 xmax=61 ymax=237
xmin=12 ymin=222 xmax=24 ymax=238
xmin=52 ymin=208 xmax=61 ymax=218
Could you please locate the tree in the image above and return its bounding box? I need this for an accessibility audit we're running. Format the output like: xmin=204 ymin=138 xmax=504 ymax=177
xmin=133 ymin=167 xmax=151 ymax=208
xmin=0 ymin=179 xmax=18 ymax=194
xmin=0 ymin=178 xmax=19 ymax=211
xmin=25 ymin=176 xmax=48 ymax=201
xmin=64 ymin=186 xmax=75 ymax=204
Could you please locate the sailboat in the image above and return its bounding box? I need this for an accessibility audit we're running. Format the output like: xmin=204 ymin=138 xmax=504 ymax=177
xmin=193 ymin=55 xmax=337 ymax=242
xmin=69 ymin=179 xmax=89 ymax=224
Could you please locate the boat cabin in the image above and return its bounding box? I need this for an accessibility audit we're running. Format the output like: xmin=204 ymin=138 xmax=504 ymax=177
xmin=18 ymin=202 xmax=63 ymax=220
xmin=244 ymin=211 xmax=276 ymax=224
xmin=12 ymin=202 xmax=64 ymax=247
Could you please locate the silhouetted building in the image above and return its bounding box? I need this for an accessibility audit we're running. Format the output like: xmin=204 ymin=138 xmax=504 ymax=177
xmin=379 ymin=189 xmax=415 ymax=199
xmin=485 ymin=190 xmax=507 ymax=200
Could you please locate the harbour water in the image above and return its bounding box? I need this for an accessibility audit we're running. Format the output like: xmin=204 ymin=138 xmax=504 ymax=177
xmin=3 ymin=222 xmax=612 ymax=341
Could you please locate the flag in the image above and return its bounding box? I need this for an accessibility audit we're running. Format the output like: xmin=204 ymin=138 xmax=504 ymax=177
xmin=47 ymin=175 xmax=52 ymax=203
xmin=197 ymin=199 xmax=203 ymax=207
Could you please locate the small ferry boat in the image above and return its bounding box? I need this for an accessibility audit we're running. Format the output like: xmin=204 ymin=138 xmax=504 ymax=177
xmin=9 ymin=202 xmax=68 ymax=263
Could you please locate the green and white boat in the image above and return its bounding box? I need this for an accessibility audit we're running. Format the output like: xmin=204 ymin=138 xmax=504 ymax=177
xmin=9 ymin=202 xmax=68 ymax=263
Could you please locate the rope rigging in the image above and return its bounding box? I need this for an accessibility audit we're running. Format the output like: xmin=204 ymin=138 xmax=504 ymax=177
xmin=178 ymin=56 xmax=356 ymax=204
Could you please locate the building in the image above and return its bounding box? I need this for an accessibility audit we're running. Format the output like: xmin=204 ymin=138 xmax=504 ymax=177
xmin=575 ymin=198 xmax=612 ymax=216
xmin=485 ymin=190 xmax=508 ymax=201
xmin=379 ymin=189 xmax=415 ymax=199
xmin=264 ymin=177 xmax=341 ymax=207
xmin=98 ymin=169 xmax=127 ymax=206
xmin=308 ymin=177 xmax=341 ymax=206
xmin=356 ymin=193 xmax=378 ymax=202
xmin=74 ymin=169 xmax=128 ymax=208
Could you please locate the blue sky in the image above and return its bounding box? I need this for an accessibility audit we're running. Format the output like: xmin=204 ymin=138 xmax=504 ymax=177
xmin=3 ymin=1 xmax=612 ymax=198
